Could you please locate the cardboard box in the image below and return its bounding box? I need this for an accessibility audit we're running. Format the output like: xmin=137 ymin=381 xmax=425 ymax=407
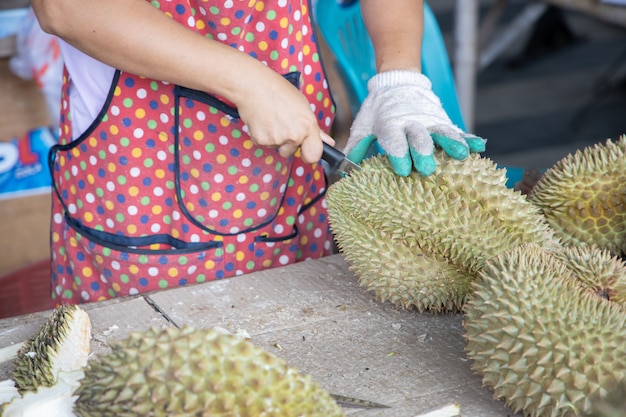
xmin=0 ymin=58 xmax=51 ymax=276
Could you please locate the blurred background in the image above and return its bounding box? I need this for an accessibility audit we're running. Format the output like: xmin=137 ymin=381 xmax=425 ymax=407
xmin=324 ymin=0 xmax=626 ymax=171
xmin=431 ymin=0 xmax=626 ymax=170
xmin=1 ymin=0 xmax=625 ymax=316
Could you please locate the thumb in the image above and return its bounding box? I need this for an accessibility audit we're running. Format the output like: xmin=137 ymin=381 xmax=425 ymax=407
xmin=345 ymin=134 xmax=378 ymax=164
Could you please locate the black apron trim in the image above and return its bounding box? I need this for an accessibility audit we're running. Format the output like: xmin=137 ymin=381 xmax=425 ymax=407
xmin=48 ymin=70 xmax=123 ymax=214
xmin=299 ymin=184 xmax=327 ymax=214
xmin=254 ymin=224 xmax=299 ymax=243
xmin=48 ymin=70 xmax=322 ymax=247
xmin=172 ymin=72 xmax=303 ymax=237
xmin=64 ymin=213 xmax=222 ymax=255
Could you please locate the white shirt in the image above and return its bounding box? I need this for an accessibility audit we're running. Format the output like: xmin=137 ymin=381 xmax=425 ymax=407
xmin=58 ymin=40 xmax=115 ymax=139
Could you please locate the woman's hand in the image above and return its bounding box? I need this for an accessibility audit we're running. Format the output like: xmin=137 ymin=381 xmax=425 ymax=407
xmin=234 ymin=67 xmax=335 ymax=164
xmin=32 ymin=0 xmax=333 ymax=164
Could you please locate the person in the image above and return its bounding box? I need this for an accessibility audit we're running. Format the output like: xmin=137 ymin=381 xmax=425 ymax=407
xmin=31 ymin=0 xmax=485 ymax=305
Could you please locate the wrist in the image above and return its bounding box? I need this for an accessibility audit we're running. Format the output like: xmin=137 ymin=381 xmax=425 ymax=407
xmin=368 ymin=70 xmax=431 ymax=91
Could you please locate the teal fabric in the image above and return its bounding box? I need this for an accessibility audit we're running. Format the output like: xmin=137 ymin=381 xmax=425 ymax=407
xmin=408 ymin=152 xmax=436 ymax=177
xmin=466 ymin=136 xmax=487 ymax=153
xmin=431 ymin=133 xmax=469 ymax=160
xmin=345 ymin=134 xmax=377 ymax=165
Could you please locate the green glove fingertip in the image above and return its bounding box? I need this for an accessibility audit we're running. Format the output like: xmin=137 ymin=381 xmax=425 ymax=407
xmin=465 ymin=135 xmax=487 ymax=153
xmin=387 ymin=153 xmax=413 ymax=177
xmin=411 ymin=152 xmax=436 ymax=176
xmin=431 ymin=133 xmax=469 ymax=160
xmin=346 ymin=134 xmax=377 ymax=164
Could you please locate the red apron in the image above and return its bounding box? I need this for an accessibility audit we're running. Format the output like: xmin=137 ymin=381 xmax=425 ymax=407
xmin=49 ymin=0 xmax=334 ymax=304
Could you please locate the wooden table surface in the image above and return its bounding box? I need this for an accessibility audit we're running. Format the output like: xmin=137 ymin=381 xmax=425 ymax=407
xmin=0 ymin=254 xmax=521 ymax=417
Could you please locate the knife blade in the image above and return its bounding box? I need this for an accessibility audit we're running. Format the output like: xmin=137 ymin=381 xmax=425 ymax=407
xmin=330 ymin=393 xmax=391 ymax=409
xmin=321 ymin=142 xmax=361 ymax=176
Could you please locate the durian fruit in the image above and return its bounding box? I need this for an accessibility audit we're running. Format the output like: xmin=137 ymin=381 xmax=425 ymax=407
xmin=463 ymin=244 xmax=626 ymax=417
xmin=74 ymin=326 xmax=344 ymax=416
xmin=2 ymin=326 xmax=344 ymax=417
xmin=530 ymin=135 xmax=626 ymax=257
xmin=326 ymin=153 xmax=558 ymax=312
xmin=11 ymin=304 xmax=91 ymax=394
xmin=582 ymin=377 xmax=626 ymax=417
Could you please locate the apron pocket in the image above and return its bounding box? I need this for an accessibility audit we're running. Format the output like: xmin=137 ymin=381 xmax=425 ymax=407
xmin=57 ymin=218 xmax=225 ymax=302
xmin=173 ymin=86 xmax=294 ymax=235
xmin=252 ymin=226 xmax=299 ymax=271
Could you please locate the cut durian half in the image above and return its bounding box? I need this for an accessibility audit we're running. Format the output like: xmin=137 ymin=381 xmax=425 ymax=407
xmin=11 ymin=305 xmax=91 ymax=394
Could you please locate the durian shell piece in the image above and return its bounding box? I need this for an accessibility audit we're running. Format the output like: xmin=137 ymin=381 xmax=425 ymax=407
xmin=11 ymin=305 xmax=91 ymax=394
xmin=1 ymin=370 xmax=83 ymax=417
xmin=530 ymin=135 xmax=626 ymax=256
xmin=326 ymin=153 xmax=558 ymax=312
xmin=464 ymin=244 xmax=626 ymax=417
xmin=73 ymin=326 xmax=344 ymax=417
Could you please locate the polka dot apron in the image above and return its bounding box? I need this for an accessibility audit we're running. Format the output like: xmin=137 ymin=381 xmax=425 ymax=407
xmin=49 ymin=0 xmax=335 ymax=304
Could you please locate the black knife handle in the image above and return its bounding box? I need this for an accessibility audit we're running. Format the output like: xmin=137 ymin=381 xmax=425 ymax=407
xmin=321 ymin=142 xmax=347 ymax=172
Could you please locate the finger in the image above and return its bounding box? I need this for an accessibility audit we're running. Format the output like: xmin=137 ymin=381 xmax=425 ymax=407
xmin=406 ymin=124 xmax=436 ymax=176
xmin=299 ymin=133 xmax=323 ymax=164
xmin=345 ymin=134 xmax=377 ymax=164
xmin=375 ymin=124 xmax=411 ymax=159
xmin=431 ymin=133 xmax=469 ymax=160
xmin=409 ymin=150 xmax=437 ymax=177
xmin=277 ymin=141 xmax=300 ymax=160
xmin=320 ymin=131 xmax=336 ymax=146
xmin=376 ymin=124 xmax=416 ymax=176
xmin=346 ymin=124 xmax=372 ymax=152
xmin=387 ymin=153 xmax=413 ymax=177
xmin=405 ymin=123 xmax=434 ymax=157
xmin=463 ymin=134 xmax=487 ymax=153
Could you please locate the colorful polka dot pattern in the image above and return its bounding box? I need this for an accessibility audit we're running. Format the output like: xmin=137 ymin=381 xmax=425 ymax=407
xmin=50 ymin=0 xmax=334 ymax=305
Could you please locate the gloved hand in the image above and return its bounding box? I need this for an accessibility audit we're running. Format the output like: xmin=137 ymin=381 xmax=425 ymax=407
xmin=343 ymin=70 xmax=486 ymax=176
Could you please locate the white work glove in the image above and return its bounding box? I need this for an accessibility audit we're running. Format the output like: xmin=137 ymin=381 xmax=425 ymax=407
xmin=344 ymin=70 xmax=486 ymax=176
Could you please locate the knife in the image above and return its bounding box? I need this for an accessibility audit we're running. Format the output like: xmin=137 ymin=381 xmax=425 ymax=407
xmin=330 ymin=393 xmax=391 ymax=409
xmin=321 ymin=142 xmax=361 ymax=176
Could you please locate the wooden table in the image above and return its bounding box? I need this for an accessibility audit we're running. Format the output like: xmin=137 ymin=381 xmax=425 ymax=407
xmin=0 ymin=254 xmax=521 ymax=416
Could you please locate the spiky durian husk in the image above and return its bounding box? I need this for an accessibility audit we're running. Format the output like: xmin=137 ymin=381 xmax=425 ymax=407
xmin=552 ymin=245 xmax=626 ymax=307
xmin=463 ymin=244 xmax=626 ymax=417
xmin=582 ymin=377 xmax=626 ymax=417
xmin=73 ymin=326 xmax=344 ymax=417
xmin=326 ymin=153 xmax=558 ymax=312
xmin=11 ymin=305 xmax=91 ymax=394
xmin=1 ymin=370 xmax=82 ymax=417
xmin=530 ymin=135 xmax=626 ymax=257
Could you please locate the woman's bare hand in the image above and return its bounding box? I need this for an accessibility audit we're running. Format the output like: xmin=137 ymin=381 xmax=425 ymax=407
xmin=234 ymin=68 xmax=334 ymax=163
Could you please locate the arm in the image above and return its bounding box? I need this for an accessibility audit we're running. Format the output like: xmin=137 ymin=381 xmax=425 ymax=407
xmin=30 ymin=0 xmax=332 ymax=162
xmin=344 ymin=0 xmax=486 ymax=176
xmin=360 ymin=0 xmax=424 ymax=73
